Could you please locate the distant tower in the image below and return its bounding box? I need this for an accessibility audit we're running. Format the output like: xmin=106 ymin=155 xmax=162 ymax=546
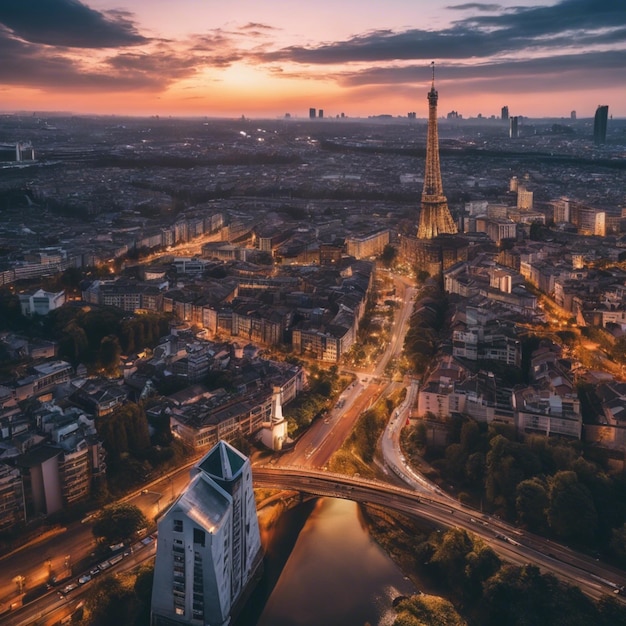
xmin=309 ymin=107 xmax=316 ymax=119
xmin=501 ymin=105 xmax=509 ymax=121
xmin=318 ymin=109 xmax=324 ymax=119
xmin=151 ymin=441 xmax=263 ymax=626
xmin=509 ymin=116 xmax=519 ymax=138
xmin=417 ymin=63 xmax=457 ymax=239
xmin=571 ymin=110 xmax=576 ymax=120
xmin=594 ymin=105 xmax=608 ymax=144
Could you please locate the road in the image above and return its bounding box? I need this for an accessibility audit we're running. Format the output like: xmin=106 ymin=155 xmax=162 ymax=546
xmin=0 ymin=466 xmax=192 ymax=622
xmin=0 ymin=537 xmax=157 ymax=626
xmin=274 ymin=273 xmax=416 ymax=469
xmin=252 ymin=465 xmax=626 ymax=603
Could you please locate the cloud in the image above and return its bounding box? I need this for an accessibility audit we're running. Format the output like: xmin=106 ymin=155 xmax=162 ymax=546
xmin=0 ymin=0 xmax=147 ymax=48
xmin=239 ymin=22 xmax=279 ymax=32
xmin=446 ymin=3 xmax=501 ymax=10
xmin=336 ymin=50 xmax=626 ymax=89
xmin=0 ymin=29 xmax=199 ymax=92
xmin=258 ymin=0 xmax=626 ymax=65
xmin=0 ymin=0 xmax=623 ymax=103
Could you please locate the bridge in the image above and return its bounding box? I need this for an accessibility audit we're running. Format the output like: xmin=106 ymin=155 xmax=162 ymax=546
xmin=253 ymin=465 xmax=626 ymax=602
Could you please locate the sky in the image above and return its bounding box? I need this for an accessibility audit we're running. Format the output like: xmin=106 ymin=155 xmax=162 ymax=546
xmin=0 ymin=0 xmax=624 ymax=119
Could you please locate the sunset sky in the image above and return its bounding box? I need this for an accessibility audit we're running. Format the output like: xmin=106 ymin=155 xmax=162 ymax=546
xmin=0 ymin=0 xmax=624 ymax=119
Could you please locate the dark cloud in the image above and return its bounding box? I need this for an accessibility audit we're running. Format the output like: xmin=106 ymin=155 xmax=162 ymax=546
xmin=258 ymin=0 xmax=626 ymax=65
xmin=446 ymin=3 xmax=501 ymax=10
xmin=0 ymin=29 xmax=196 ymax=91
xmin=337 ymin=50 xmax=626 ymax=88
xmin=0 ymin=0 xmax=147 ymax=48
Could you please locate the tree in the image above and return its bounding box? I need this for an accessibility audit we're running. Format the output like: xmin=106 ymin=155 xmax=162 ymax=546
xmin=98 ymin=335 xmax=122 ymax=374
xmin=84 ymin=575 xmax=138 ymax=626
xmin=393 ymin=594 xmax=467 ymax=626
xmin=381 ymin=244 xmax=397 ymax=268
xmin=430 ymin=528 xmax=474 ymax=591
xmin=92 ymin=503 xmax=147 ymax=545
xmin=97 ymin=403 xmax=150 ymax=461
xmin=547 ymin=471 xmax=597 ymax=543
xmin=609 ymin=523 xmax=626 ymax=566
xmin=515 ymin=478 xmax=549 ymax=532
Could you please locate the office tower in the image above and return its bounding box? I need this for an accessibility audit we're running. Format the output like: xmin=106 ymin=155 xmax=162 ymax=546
xmin=594 ymin=105 xmax=608 ymax=144
xmin=501 ymin=105 xmax=509 ymax=121
xmin=417 ymin=63 xmax=457 ymax=239
xmin=318 ymin=109 xmax=324 ymax=118
xmin=151 ymin=441 xmax=263 ymax=626
xmin=309 ymin=107 xmax=316 ymax=119
xmin=509 ymin=116 xmax=519 ymax=138
xmin=571 ymin=110 xmax=576 ymax=120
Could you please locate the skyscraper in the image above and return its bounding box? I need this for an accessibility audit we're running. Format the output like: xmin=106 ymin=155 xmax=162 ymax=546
xmin=509 ymin=116 xmax=519 ymax=139
xmin=151 ymin=441 xmax=262 ymax=626
xmin=417 ymin=63 xmax=457 ymax=239
xmin=501 ymin=105 xmax=509 ymax=121
xmin=594 ymin=105 xmax=608 ymax=145
xmin=309 ymin=107 xmax=316 ymax=119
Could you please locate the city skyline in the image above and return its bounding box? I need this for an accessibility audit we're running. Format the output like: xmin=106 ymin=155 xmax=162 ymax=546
xmin=0 ymin=0 xmax=624 ymax=119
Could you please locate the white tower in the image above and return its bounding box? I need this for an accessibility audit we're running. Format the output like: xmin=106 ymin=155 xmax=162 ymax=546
xmin=151 ymin=441 xmax=262 ymax=626
xmin=260 ymin=386 xmax=288 ymax=451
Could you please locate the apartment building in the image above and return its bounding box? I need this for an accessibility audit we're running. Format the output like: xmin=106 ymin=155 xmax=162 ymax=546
xmin=151 ymin=441 xmax=262 ymax=626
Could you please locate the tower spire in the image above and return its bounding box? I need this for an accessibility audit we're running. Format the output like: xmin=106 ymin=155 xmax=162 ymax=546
xmin=417 ymin=64 xmax=457 ymax=239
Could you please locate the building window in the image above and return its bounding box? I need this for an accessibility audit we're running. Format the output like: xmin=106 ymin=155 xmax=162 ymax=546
xmin=193 ymin=528 xmax=205 ymax=547
xmin=174 ymin=519 xmax=183 ymax=533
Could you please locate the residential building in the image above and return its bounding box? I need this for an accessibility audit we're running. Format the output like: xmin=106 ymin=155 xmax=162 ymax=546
xmin=151 ymin=441 xmax=262 ymax=626
xmin=18 ymin=289 xmax=65 ymax=317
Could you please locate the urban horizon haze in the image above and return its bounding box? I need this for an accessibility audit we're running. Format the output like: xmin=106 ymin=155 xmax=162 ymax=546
xmin=0 ymin=0 xmax=624 ymax=120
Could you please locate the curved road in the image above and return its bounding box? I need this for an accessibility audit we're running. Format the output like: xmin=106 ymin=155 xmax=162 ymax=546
xmin=252 ymin=465 xmax=626 ymax=603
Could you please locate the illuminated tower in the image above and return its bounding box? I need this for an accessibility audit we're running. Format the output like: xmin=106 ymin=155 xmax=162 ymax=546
xmin=417 ymin=63 xmax=457 ymax=239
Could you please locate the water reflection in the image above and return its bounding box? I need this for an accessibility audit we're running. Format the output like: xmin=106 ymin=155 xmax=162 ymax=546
xmin=240 ymin=497 xmax=416 ymax=626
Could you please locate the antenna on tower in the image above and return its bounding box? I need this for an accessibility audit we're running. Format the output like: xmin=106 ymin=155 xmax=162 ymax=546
xmin=431 ymin=61 xmax=435 ymax=87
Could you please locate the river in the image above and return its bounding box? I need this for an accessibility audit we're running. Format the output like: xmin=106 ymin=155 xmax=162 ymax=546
xmin=235 ymin=497 xmax=417 ymax=626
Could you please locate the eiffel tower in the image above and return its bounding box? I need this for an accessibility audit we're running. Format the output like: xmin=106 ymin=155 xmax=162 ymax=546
xmin=417 ymin=63 xmax=457 ymax=239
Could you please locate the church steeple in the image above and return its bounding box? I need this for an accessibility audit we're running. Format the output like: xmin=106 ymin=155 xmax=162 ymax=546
xmin=417 ymin=62 xmax=457 ymax=239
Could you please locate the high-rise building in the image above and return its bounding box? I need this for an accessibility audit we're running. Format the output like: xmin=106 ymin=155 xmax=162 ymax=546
xmin=594 ymin=105 xmax=608 ymax=145
xmin=309 ymin=108 xmax=316 ymax=119
xmin=151 ymin=441 xmax=263 ymax=626
xmin=318 ymin=109 xmax=324 ymax=119
xmin=501 ymin=106 xmax=509 ymax=121
xmin=517 ymin=186 xmax=534 ymax=210
xmin=509 ymin=116 xmax=519 ymax=138
xmin=571 ymin=110 xmax=576 ymax=120
xmin=417 ymin=63 xmax=457 ymax=239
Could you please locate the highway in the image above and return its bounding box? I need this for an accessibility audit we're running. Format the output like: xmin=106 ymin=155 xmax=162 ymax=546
xmin=252 ymin=465 xmax=626 ymax=603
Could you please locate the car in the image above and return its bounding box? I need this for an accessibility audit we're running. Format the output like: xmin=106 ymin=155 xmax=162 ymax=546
xmin=89 ymin=568 xmax=101 ymax=577
xmin=60 ymin=583 xmax=78 ymax=595
xmin=78 ymin=574 xmax=92 ymax=585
